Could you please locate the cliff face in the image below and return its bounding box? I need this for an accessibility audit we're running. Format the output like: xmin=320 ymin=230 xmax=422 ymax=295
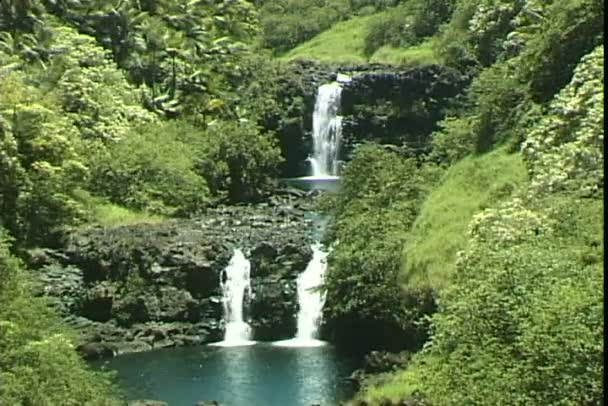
xmin=28 ymin=192 xmax=317 ymax=359
xmin=271 ymin=61 xmax=468 ymax=177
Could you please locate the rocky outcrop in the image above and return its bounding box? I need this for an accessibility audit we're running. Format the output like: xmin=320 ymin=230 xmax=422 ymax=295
xmin=339 ymin=64 xmax=468 ymax=158
xmin=269 ymin=61 xmax=468 ymax=177
xmin=28 ymin=191 xmax=318 ymax=359
xmin=348 ymin=350 xmax=412 ymax=390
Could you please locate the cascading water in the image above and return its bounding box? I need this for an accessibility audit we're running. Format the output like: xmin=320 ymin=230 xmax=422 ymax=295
xmin=212 ymin=248 xmax=255 ymax=347
xmin=275 ymin=243 xmax=329 ymax=347
xmin=308 ymin=81 xmax=345 ymax=178
xmin=294 ymin=243 xmax=329 ymax=341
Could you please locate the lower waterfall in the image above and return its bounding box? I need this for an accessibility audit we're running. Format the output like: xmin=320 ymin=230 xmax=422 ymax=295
xmin=275 ymin=243 xmax=329 ymax=347
xmin=211 ymin=248 xmax=255 ymax=347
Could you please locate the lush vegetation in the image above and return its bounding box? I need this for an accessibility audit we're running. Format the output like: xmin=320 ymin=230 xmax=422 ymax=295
xmin=0 ymin=0 xmax=285 ymax=401
xmin=401 ymin=148 xmax=527 ymax=291
xmin=309 ymin=0 xmax=604 ymax=404
xmin=270 ymin=0 xmax=451 ymax=66
xmin=0 ymin=0 xmax=287 ymax=246
xmin=0 ymin=0 xmax=604 ymax=403
xmin=320 ymin=145 xmax=442 ymax=350
xmin=0 ymin=230 xmax=119 ymax=404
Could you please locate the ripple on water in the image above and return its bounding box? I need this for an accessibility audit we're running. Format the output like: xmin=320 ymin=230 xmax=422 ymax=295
xmin=94 ymin=343 xmax=359 ymax=406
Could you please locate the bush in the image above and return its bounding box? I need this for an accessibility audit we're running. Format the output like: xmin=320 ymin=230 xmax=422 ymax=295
xmin=0 ymin=73 xmax=88 ymax=246
xmin=413 ymin=195 xmax=603 ymax=405
xmin=437 ymin=0 xmax=522 ymax=70
xmin=0 ymin=230 xmax=120 ymax=405
xmin=259 ymin=0 xmax=349 ymax=53
xmin=195 ymin=120 xmax=283 ymax=203
xmin=321 ymin=145 xmax=441 ymax=350
xmin=518 ymin=0 xmax=604 ymax=102
xmin=89 ymin=120 xmax=209 ymax=215
xmin=364 ymin=0 xmax=454 ymax=56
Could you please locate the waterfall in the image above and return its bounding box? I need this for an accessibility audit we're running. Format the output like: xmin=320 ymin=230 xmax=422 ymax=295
xmin=212 ymin=248 xmax=255 ymax=347
xmin=309 ymin=82 xmax=344 ymax=178
xmin=274 ymin=243 xmax=329 ymax=347
xmin=294 ymin=243 xmax=328 ymax=340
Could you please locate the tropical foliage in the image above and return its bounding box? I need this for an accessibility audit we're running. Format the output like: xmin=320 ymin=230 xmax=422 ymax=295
xmin=0 ymin=230 xmax=119 ymax=404
xmin=347 ymin=4 xmax=604 ymax=404
xmin=0 ymin=0 xmax=604 ymax=404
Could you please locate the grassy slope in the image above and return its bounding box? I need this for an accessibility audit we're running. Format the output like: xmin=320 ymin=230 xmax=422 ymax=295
xmin=401 ymin=148 xmax=528 ymax=291
xmin=74 ymin=190 xmax=164 ymax=228
xmin=279 ymin=13 xmax=440 ymax=66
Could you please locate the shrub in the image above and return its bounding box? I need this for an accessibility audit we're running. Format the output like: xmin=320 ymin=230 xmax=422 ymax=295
xmin=195 ymin=120 xmax=283 ymax=203
xmin=89 ymin=120 xmax=209 ymax=215
xmin=0 ymin=231 xmax=120 ymax=405
xmin=518 ymin=0 xmax=604 ymax=102
xmin=321 ymin=145 xmax=441 ymax=350
xmin=364 ymin=0 xmax=454 ymax=56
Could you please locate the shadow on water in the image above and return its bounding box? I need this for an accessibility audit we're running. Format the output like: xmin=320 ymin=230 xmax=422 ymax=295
xmin=94 ymin=343 xmax=359 ymax=406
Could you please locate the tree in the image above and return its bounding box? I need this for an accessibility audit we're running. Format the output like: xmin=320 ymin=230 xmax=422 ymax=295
xmin=195 ymin=120 xmax=283 ymax=202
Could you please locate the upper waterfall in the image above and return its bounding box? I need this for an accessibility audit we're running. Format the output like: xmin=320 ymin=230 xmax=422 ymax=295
xmin=308 ymin=80 xmax=345 ymax=178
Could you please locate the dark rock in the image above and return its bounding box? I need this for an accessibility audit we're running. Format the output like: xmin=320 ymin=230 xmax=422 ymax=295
xmin=271 ymin=61 xmax=468 ymax=177
xmin=115 ymin=340 xmax=153 ymax=355
xmin=153 ymin=338 xmax=176 ymax=349
xmin=25 ymin=248 xmax=68 ymax=269
xmin=113 ymin=294 xmax=150 ymax=326
xmin=32 ymin=195 xmax=316 ymax=356
xmin=77 ymin=342 xmax=115 ymax=360
xmin=249 ymin=278 xmax=298 ymax=340
xmin=195 ymin=401 xmax=220 ymax=406
xmin=80 ymin=282 xmax=115 ymax=322
xmin=362 ymin=350 xmax=411 ymax=373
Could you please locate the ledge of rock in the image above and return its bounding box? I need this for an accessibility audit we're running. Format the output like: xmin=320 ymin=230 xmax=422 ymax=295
xmin=29 ymin=194 xmax=319 ymax=358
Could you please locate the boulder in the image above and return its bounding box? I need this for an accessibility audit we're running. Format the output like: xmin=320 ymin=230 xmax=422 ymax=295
xmin=76 ymin=342 xmax=115 ymax=360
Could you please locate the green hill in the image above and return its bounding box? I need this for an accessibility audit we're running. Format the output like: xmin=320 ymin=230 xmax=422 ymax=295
xmin=279 ymin=13 xmax=440 ymax=66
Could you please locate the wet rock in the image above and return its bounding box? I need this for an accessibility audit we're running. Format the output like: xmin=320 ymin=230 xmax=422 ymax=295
xmin=32 ymin=195 xmax=318 ymax=358
xmin=77 ymin=342 xmax=116 ymax=360
xmin=115 ymin=340 xmax=153 ymax=355
xmin=272 ymin=61 xmax=468 ymax=177
xmin=249 ymin=278 xmax=298 ymax=340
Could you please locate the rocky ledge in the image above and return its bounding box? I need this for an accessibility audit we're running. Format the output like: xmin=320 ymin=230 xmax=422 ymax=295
xmin=28 ymin=190 xmax=320 ymax=359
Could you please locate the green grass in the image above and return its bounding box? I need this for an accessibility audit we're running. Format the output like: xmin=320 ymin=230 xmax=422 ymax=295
xmin=73 ymin=189 xmax=165 ymax=228
xmin=400 ymin=148 xmax=528 ymax=290
xmin=280 ymin=15 xmax=374 ymax=64
xmin=369 ymin=39 xmax=440 ymax=67
xmin=352 ymin=356 xmax=435 ymax=404
xmin=280 ymin=13 xmax=440 ymax=66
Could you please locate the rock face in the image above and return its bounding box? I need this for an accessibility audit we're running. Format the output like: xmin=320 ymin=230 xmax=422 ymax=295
xmin=339 ymin=65 xmax=468 ymax=159
xmin=28 ymin=192 xmax=317 ymax=359
xmin=270 ymin=61 xmax=468 ymax=177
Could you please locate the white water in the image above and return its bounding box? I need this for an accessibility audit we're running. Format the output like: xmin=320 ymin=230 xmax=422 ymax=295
xmin=211 ymin=249 xmax=256 ymax=347
xmin=274 ymin=243 xmax=329 ymax=347
xmin=308 ymin=81 xmax=345 ymax=178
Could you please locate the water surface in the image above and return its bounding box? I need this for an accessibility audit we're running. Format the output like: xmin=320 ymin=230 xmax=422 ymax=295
xmin=96 ymin=343 xmax=358 ymax=406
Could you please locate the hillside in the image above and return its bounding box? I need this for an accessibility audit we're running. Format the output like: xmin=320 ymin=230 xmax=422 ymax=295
xmin=279 ymin=13 xmax=440 ymax=67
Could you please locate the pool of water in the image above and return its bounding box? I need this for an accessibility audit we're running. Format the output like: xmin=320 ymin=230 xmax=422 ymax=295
xmin=95 ymin=343 xmax=359 ymax=406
